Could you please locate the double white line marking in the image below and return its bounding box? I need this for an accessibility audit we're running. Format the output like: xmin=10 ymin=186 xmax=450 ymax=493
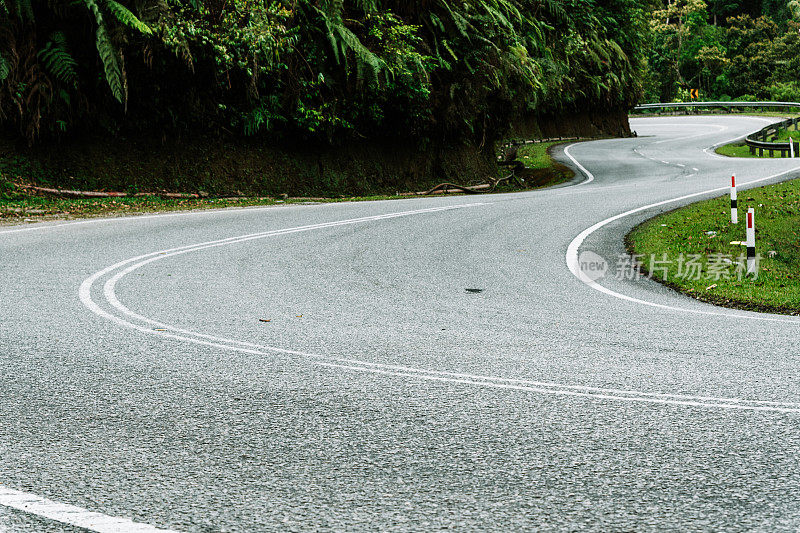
xmin=80 ymin=204 xmax=800 ymax=413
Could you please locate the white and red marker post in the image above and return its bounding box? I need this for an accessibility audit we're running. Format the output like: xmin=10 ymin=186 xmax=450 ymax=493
xmin=791 ymin=137 xmax=796 ymax=159
xmin=746 ymin=207 xmax=756 ymax=275
xmin=730 ymin=174 xmax=738 ymax=224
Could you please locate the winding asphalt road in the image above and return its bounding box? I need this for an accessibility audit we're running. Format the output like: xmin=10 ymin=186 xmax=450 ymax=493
xmin=3 ymin=115 xmax=800 ymax=532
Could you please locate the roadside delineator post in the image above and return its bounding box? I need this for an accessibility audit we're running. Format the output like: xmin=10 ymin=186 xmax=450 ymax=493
xmin=746 ymin=208 xmax=756 ymax=276
xmin=730 ymin=174 xmax=738 ymax=224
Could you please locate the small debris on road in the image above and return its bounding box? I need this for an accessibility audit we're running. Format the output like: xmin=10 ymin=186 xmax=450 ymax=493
xmin=259 ymin=319 xmax=271 ymax=323
xmin=465 ymin=288 xmax=483 ymax=294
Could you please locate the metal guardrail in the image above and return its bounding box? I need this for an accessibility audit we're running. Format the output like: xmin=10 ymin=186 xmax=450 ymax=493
xmin=744 ymin=116 xmax=800 ymax=157
xmin=633 ymin=101 xmax=800 ymax=157
xmin=634 ymin=101 xmax=800 ymax=111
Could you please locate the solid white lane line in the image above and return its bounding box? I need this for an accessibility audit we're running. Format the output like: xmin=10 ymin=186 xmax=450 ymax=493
xmin=80 ymin=205 xmax=800 ymax=412
xmin=100 ymin=259 xmax=800 ymax=407
xmin=0 ymin=485 xmax=177 ymax=532
xmin=563 ymin=143 xmax=595 ymax=185
xmin=651 ymin=124 xmax=727 ymax=146
xmin=701 ymin=117 xmax=776 ymax=158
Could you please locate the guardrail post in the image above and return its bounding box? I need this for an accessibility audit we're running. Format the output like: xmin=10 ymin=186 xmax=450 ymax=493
xmin=792 ymin=137 xmax=796 ymax=158
xmin=759 ymin=147 xmax=764 ymax=156
xmin=769 ymin=149 xmax=774 ymax=157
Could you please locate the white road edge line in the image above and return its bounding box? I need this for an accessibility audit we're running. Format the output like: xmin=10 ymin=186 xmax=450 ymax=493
xmin=563 ymin=144 xmax=594 ymax=186
xmin=564 ymin=141 xmax=800 ymax=325
xmin=0 ymin=485 xmax=178 ymax=532
xmin=78 ymin=204 xmax=800 ymax=412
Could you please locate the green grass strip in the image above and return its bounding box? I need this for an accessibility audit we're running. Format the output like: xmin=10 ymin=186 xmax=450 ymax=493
xmin=628 ymin=178 xmax=800 ymax=314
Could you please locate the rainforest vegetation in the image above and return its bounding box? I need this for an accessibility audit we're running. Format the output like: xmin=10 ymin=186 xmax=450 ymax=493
xmin=0 ymin=0 xmax=648 ymax=147
xmin=645 ymin=0 xmax=800 ymax=103
xmin=4 ymin=0 xmax=799 ymax=196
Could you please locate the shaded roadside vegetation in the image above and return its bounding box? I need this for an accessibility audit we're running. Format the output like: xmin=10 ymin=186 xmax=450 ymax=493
xmin=0 ymin=0 xmax=647 ymax=196
xmin=0 ymin=0 xmax=645 ymax=146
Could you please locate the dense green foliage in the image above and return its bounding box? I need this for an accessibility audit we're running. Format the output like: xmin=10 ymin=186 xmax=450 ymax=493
xmin=645 ymin=0 xmax=800 ymax=102
xmin=0 ymin=0 xmax=647 ymax=146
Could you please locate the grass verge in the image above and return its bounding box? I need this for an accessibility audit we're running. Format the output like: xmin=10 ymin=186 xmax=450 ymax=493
xmin=627 ymin=178 xmax=800 ymax=315
xmin=515 ymin=141 xmax=574 ymax=186
xmin=0 ymin=185 xmax=418 ymax=225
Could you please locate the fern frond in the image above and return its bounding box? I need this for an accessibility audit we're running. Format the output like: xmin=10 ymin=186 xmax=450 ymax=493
xmin=335 ymin=24 xmax=384 ymax=80
xmin=0 ymin=55 xmax=8 ymax=81
xmin=96 ymin=24 xmax=125 ymax=102
xmin=84 ymin=0 xmax=125 ymax=103
xmin=439 ymin=1 xmax=471 ymax=38
xmin=103 ymin=0 xmax=152 ymax=35
xmin=537 ymin=0 xmax=567 ymax=23
xmin=38 ymin=32 xmax=79 ymax=88
xmin=312 ymin=4 xmax=385 ymax=82
xmin=353 ymin=0 xmax=379 ymax=14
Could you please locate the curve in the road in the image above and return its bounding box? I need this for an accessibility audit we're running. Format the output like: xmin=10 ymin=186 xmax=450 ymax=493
xmin=79 ymin=195 xmax=800 ymax=413
xmin=566 ymin=162 xmax=800 ymax=324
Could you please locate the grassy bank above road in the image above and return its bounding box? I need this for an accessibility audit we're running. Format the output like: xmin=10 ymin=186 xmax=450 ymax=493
xmin=627 ymin=178 xmax=800 ymax=314
xmin=0 ymin=141 xmax=572 ymax=224
xmin=515 ymin=142 xmax=575 ymax=187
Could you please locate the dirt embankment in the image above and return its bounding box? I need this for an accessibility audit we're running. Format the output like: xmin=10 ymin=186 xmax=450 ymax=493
xmin=0 ymin=108 xmax=630 ymax=197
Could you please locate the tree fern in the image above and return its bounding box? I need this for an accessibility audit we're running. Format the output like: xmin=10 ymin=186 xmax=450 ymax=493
xmin=38 ymin=32 xmax=79 ymax=88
